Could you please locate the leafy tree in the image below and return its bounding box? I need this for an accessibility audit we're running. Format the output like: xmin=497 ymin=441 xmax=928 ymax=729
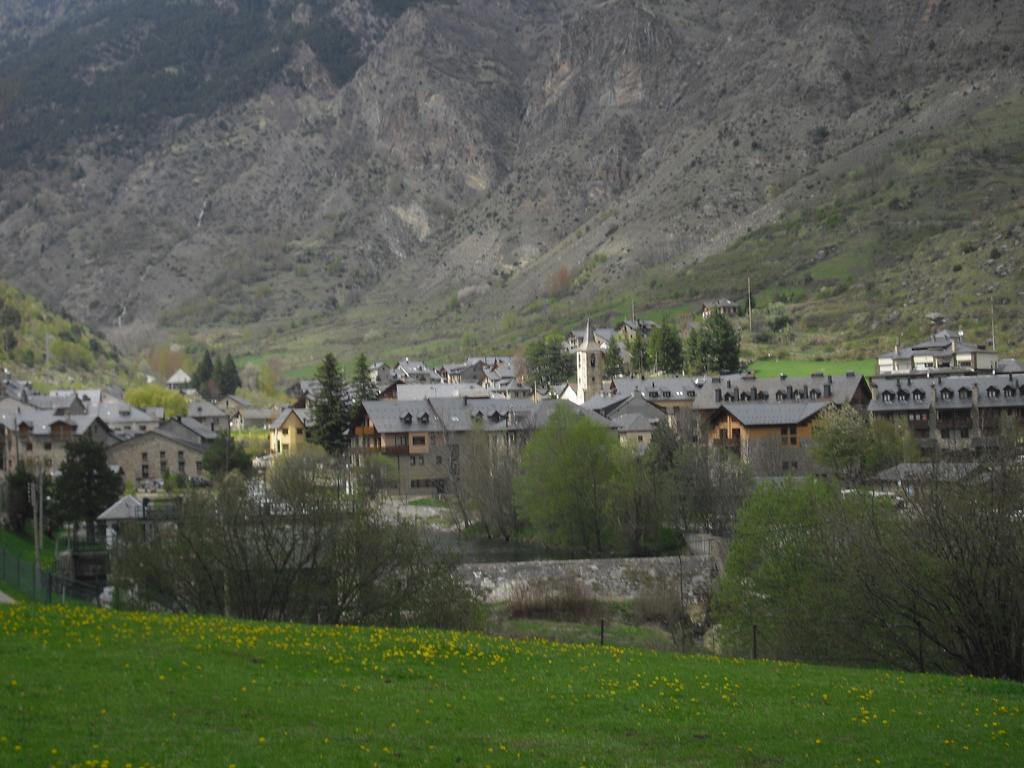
xmin=454 ymin=424 xmax=522 ymax=541
xmin=203 ymin=434 xmax=253 ymax=479
xmin=715 ymin=478 xmax=859 ymax=663
xmin=53 ymin=437 xmax=124 ymax=542
xmin=647 ymin=321 xmax=685 ymax=374
xmin=685 ymin=313 xmax=740 ymax=373
xmin=717 ymin=437 xmax=1024 ymax=680
xmin=352 ymin=353 xmax=376 ymax=411
xmin=218 ymin=353 xmax=242 ymax=396
xmin=604 ymin=337 xmax=625 ymax=377
xmin=311 ymin=353 xmax=350 ymax=456
xmin=525 ymin=335 xmax=573 ymax=390
xmin=515 ymin=404 xmax=621 ymax=554
xmin=124 ymin=384 xmax=188 ymax=418
xmin=811 ymin=405 xmax=917 ymax=482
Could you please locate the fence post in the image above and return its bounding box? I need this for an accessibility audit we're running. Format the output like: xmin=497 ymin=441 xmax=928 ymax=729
xmin=752 ymin=624 xmax=758 ymax=660
xmin=600 ymin=619 xmax=605 ymax=646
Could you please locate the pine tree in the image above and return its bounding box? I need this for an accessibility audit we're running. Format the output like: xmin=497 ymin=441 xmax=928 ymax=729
xmin=627 ymin=333 xmax=648 ymax=376
xmin=53 ymin=437 xmax=123 ymax=542
xmin=311 ymin=353 xmax=350 ymax=456
xmin=352 ymin=353 xmax=375 ymax=411
xmin=193 ymin=350 xmax=214 ymax=391
xmin=604 ymin=336 xmax=625 ymax=377
xmin=648 ymin=321 xmax=685 ymax=374
xmin=219 ymin=353 xmax=242 ymax=396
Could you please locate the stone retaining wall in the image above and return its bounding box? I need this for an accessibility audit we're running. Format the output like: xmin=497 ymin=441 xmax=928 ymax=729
xmin=459 ymin=553 xmax=717 ymax=604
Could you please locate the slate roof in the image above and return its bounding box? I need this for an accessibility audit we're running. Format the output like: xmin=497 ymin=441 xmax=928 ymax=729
xmin=718 ymin=401 xmax=830 ymax=427
xmin=269 ymin=407 xmax=313 ymax=431
xmin=692 ymin=372 xmax=866 ymax=411
xmin=869 ymin=373 xmax=1024 ymax=413
xmin=394 ymin=383 xmax=490 ymax=400
xmin=97 ymin=495 xmax=145 ymax=522
xmin=361 ymin=398 xmax=615 ymax=436
xmin=187 ymin=400 xmax=228 ymax=419
xmin=875 ymin=462 xmax=980 ymax=485
xmin=611 ymin=376 xmax=701 ymax=402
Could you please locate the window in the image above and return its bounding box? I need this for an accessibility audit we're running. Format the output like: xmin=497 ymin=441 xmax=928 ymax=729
xmin=638 ymin=435 xmax=644 ymax=443
xmin=412 ymin=435 xmax=426 ymax=446
xmin=719 ymin=428 xmax=728 ymax=441
xmin=780 ymin=426 xmax=798 ymax=446
xmin=44 ymin=442 xmax=51 ymax=451
xmin=410 ymin=456 xmax=416 ymax=466
xmin=25 ymin=443 xmax=32 ymax=452
xmin=961 ymin=429 xmax=969 ymax=439
xmin=196 ymin=461 xmax=203 ymax=473
xmin=296 ymin=428 xmax=303 ymax=436
xmin=732 ymin=429 xmax=740 ymax=441
xmin=141 ymin=465 xmax=149 ymax=479
xmin=436 ymin=455 xmax=443 ymax=465
xmin=178 ymin=462 xmax=186 ymax=474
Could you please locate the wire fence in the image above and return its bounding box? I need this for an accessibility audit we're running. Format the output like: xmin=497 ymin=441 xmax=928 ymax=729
xmin=0 ymin=542 xmax=103 ymax=606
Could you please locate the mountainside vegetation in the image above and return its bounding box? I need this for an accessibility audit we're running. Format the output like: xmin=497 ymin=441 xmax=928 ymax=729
xmin=0 ymin=280 xmax=125 ymax=383
xmin=0 ymin=0 xmax=1021 ymax=370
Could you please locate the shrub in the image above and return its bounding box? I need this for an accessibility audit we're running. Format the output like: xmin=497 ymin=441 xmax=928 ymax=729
xmin=505 ymin=578 xmax=606 ymax=622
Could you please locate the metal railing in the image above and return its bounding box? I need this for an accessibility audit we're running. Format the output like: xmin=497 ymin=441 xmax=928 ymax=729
xmin=0 ymin=542 xmax=103 ymax=606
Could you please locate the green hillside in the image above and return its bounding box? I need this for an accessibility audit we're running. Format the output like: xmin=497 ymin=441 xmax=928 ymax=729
xmin=659 ymin=93 xmax=1024 ymax=360
xmin=0 ymin=280 xmax=126 ymax=384
xmin=1 ymin=604 xmax=1021 ymax=766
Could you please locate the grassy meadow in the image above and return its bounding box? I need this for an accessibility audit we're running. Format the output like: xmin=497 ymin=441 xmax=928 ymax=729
xmin=746 ymin=358 xmax=876 ymax=378
xmin=1 ymin=604 xmax=1022 ymax=767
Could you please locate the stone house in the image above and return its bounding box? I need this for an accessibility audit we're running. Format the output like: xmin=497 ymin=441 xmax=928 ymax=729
xmin=108 ymin=427 xmax=207 ymax=487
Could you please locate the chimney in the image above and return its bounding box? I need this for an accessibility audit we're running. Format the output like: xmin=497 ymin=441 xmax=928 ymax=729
xmin=824 ymin=383 xmax=832 ymax=398
xmin=787 ymin=385 xmax=793 ymax=399
xmin=715 ymin=388 xmax=722 ymax=403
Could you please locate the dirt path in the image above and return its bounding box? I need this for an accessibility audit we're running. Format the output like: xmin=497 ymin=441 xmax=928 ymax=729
xmin=0 ymin=590 xmax=15 ymax=605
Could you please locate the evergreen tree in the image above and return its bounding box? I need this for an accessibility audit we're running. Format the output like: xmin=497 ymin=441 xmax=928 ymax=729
xmin=311 ymin=353 xmax=350 ymax=456
xmin=647 ymin=321 xmax=685 ymax=374
xmin=685 ymin=313 xmax=741 ymax=374
xmin=193 ymin=350 xmax=214 ymax=391
xmin=352 ymin=352 xmax=375 ymax=411
xmin=627 ymin=333 xmax=649 ymax=376
xmin=53 ymin=437 xmax=123 ymax=542
xmin=604 ymin=336 xmax=625 ymax=377
xmin=525 ymin=335 xmax=574 ymax=390
xmin=218 ymin=353 xmax=242 ymax=396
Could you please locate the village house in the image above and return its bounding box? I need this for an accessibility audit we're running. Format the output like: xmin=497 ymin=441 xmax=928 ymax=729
xmin=187 ymin=399 xmax=230 ymax=433
xmin=107 ymin=425 xmax=208 ymax=488
xmin=876 ymin=330 xmax=1001 ymax=376
xmin=165 ymin=368 xmax=193 ymax=392
xmin=869 ymin=372 xmax=1024 ymax=452
xmin=352 ymin=398 xmax=615 ymax=496
xmin=268 ymin=407 xmax=313 ymax=455
xmin=692 ymin=371 xmax=871 ymax=475
xmin=700 ymin=298 xmax=739 ymax=319
xmin=0 ymin=397 xmax=118 ymax=474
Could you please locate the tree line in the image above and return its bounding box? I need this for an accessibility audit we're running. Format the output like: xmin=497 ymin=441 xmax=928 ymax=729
xmin=524 ymin=313 xmax=740 ymax=388
xmin=716 ymin=407 xmax=1024 ymax=681
xmin=449 ymin=405 xmax=752 ymax=556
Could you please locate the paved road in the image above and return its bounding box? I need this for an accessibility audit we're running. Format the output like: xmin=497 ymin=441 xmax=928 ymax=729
xmin=0 ymin=590 xmax=15 ymax=605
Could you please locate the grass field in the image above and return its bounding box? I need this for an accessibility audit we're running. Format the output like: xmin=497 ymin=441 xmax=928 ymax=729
xmin=1 ymin=604 xmax=1022 ymax=767
xmin=747 ymin=358 xmax=876 ymax=378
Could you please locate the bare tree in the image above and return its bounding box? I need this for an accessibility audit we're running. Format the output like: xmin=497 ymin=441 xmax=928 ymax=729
xmin=111 ymin=456 xmax=480 ymax=628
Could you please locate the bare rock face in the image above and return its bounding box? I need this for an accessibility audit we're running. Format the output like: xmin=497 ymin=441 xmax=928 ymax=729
xmin=0 ymin=0 xmax=1021 ymax=354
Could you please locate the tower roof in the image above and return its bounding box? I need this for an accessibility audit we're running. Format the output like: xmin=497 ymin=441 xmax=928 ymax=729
xmin=579 ymin=318 xmax=601 ymax=353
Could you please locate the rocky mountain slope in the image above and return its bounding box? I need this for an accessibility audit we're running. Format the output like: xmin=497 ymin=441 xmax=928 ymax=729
xmin=0 ymin=0 xmax=1021 ymax=367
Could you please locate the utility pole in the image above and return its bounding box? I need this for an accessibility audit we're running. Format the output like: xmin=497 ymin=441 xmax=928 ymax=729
xmin=991 ymin=299 xmax=997 ymax=354
xmin=30 ymin=466 xmax=43 ymax=596
xmin=747 ymin=276 xmax=753 ymax=334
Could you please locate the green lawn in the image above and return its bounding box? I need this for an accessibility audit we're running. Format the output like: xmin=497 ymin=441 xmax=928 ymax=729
xmin=1 ymin=604 xmax=1021 ymax=767
xmin=0 ymin=528 xmax=56 ymax=571
xmin=747 ymin=358 xmax=876 ymax=378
